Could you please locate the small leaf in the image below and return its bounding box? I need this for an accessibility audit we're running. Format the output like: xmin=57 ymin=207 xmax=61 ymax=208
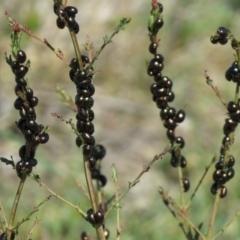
xmin=111 ymin=164 xmax=118 ymax=182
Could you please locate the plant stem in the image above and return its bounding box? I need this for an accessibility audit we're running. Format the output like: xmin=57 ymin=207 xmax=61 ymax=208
xmin=4 ymin=11 xmax=69 ymax=65
xmin=29 ymin=174 xmax=87 ymax=218
xmin=205 ymin=193 xmax=220 ymax=240
xmin=8 ymin=179 xmax=25 ymax=228
xmin=0 ymin=199 xmax=7 ymax=229
xmin=26 ymin=217 xmax=41 ymax=240
xmin=14 ymin=195 xmax=51 ymax=231
xmin=212 ymin=209 xmax=240 ymax=240
xmin=83 ymin=156 xmax=98 ymax=212
xmin=177 ymin=165 xmax=185 ymax=207
xmin=176 ymin=151 xmax=191 ymax=238
xmin=89 ymin=17 xmax=131 ymax=68
xmin=69 ymin=29 xmax=84 ymax=71
xmin=178 ymin=211 xmax=205 ymax=240
xmin=105 ymin=146 xmax=172 ymax=217
xmin=83 ymin=155 xmax=105 ymax=240
xmin=189 ymin=156 xmax=216 ymax=204
xmin=112 ymin=164 xmax=121 ymax=239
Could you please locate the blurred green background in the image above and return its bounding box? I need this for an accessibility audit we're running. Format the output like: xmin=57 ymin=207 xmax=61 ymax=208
xmin=1 ymin=0 xmax=240 ymax=239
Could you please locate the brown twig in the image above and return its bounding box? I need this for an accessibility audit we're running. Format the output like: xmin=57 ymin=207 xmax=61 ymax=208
xmin=4 ymin=11 xmax=69 ymax=66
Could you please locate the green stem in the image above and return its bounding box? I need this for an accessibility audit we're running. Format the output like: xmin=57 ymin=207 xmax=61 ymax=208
xmin=8 ymin=180 xmax=25 ymax=228
xmin=175 ymin=147 xmax=192 ymax=238
xmin=29 ymin=175 xmax=86 ymax=218
xmin=14 ymin=195 xmax=51 ymax=231
xmin=4 ymin=12 xmax=69 ymax=65
xmin=179 ymin=211 xmax=205 ymax=240
xmin=83 ymin=155 xmax=98 ymax=212
xmin=114 ymin=179 xmax=121 ymax=239
xmin=0 ymin=199 xmax=8 ymax=230
xmin=189 ymin=156 xmax=216 ymax=204
xmin=177 ymin=165 xmax=185 ymax=207
xmin=89 ymin=31 xmax=117 ymax=68
xmin=83 ymin=155 xmax=105 ymax=240
xmin=69 ymin=29 xmax=83 ymax=70
xmin=105 ymin=146 xmax=172 ymax=217
xmin=205 ymin=193 xmax=220 ymax=240
xmin=212 ymin=209 xmax=240 ymax=240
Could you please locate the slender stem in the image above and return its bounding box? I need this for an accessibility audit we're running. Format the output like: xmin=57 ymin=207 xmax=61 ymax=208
xmin=89 ymin=31 xmax=117 ymax=68
xmin=177 ymin=165 xmax=185 ymax=207
xmin=105 ymin=146 xmax=172 ymax=217
xmin=29 ymin=174 xmax=87 ymax=218
xmin=89 ymin=17 xmax=132 ymax=68
xmin=69 ymin=29 xmax=83 ymax=70
xmin=83 ymin=156 xmax=105 ymax=240
xmin=205 ymin=71 xmax=227 ymax=108
xmin=26 ymin=217 xmax=41 ymax=240
xmin=112 ymin=165 xmax=121 ymax=239
xmin=205 ymin=193 xmax=220 ymax=239
xmin=74 ymin=178 xmax=90 ymax=201
xmin=83 ymin=156 xmax=98 ymax=212
xmin=116 ymin=194 xmax=121 ymax=240
xmin=178 ymin=211 xmax=205 ymax=240
xmin=0 ymin=199 xmax=8 ymax=229
xmin=8 ymin=180 xmax=25 ymax=228
xmin=189 ymin=156 xmax=216 ymax=204
xmin=4 ymin=11 xmax=69 ymax=65
xmin=212 ymin=209 xmax=240 ymax=240
xmin=176 ymin=151 xmax=191 ymax=238
xmin=14 ymin=195 xmax=51 ymax=231
xmin=158 ymin=187 xmax=188 ymax=237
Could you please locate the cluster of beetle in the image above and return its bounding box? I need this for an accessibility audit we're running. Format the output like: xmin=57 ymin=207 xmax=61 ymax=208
xmin=148 ymin=2 xmax=190 ymax=192
xmin=209 ymin=26 xmax=240 ymax=198
xmin=54 ymin=3 xmax=79 ymax=33
xmin=10 ymin=50 xmax=49 ymax=180
xmin=53 ymin=2 xmax=110 ymax=237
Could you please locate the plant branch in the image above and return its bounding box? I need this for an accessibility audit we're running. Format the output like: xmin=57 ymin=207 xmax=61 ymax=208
xmin=204 ymin=71 xmax=227 ymax=108
xmin=178 ymin=212 xmax=205 ymax=240
xmin=55 ymin=85 xmax=77 ymax=112
xmin=14 ymin=195 xmax=51 ymax=232
xmin=212 ymin=209 xmax=240 ymax=240
xmin=112 ymin=164 xmax=121 ymax=239
xmin=105 ymin=144 xmax=173 ymax=217
xmin=68 ymin=29 xmax=84 ymax=71
xmin=25 ymin=217 xmax=41 ymax=240
xmin=8 ymin=180 xmax=25 ymax=228
xmin=189 ymin=156 xmax=216 ymax=203
xmin=89 ymin=18 xmax=131 ymax=68
xmin=74 ymin=178 xmax=90 ymax=201
xmin=4 ymin=11 xmax=69 ymax=65
xmin=158 ymin=187 xmax=192 ymax=239
xmin=29 ymin=173 xmax=87 ymax=218
xmin=205 ymin=193 xmax=220 ymax=240
xmin=83 ymin=156 xmax=105 ymax=240
xmin=0 ymin=199 xmax=8 ymax=230
xmin=83 ymin=156 xmax=98 ymax=212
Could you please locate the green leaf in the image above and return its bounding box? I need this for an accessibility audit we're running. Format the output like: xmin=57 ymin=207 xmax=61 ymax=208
xmin=111 ymin=164 xmax=118 ymax=182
